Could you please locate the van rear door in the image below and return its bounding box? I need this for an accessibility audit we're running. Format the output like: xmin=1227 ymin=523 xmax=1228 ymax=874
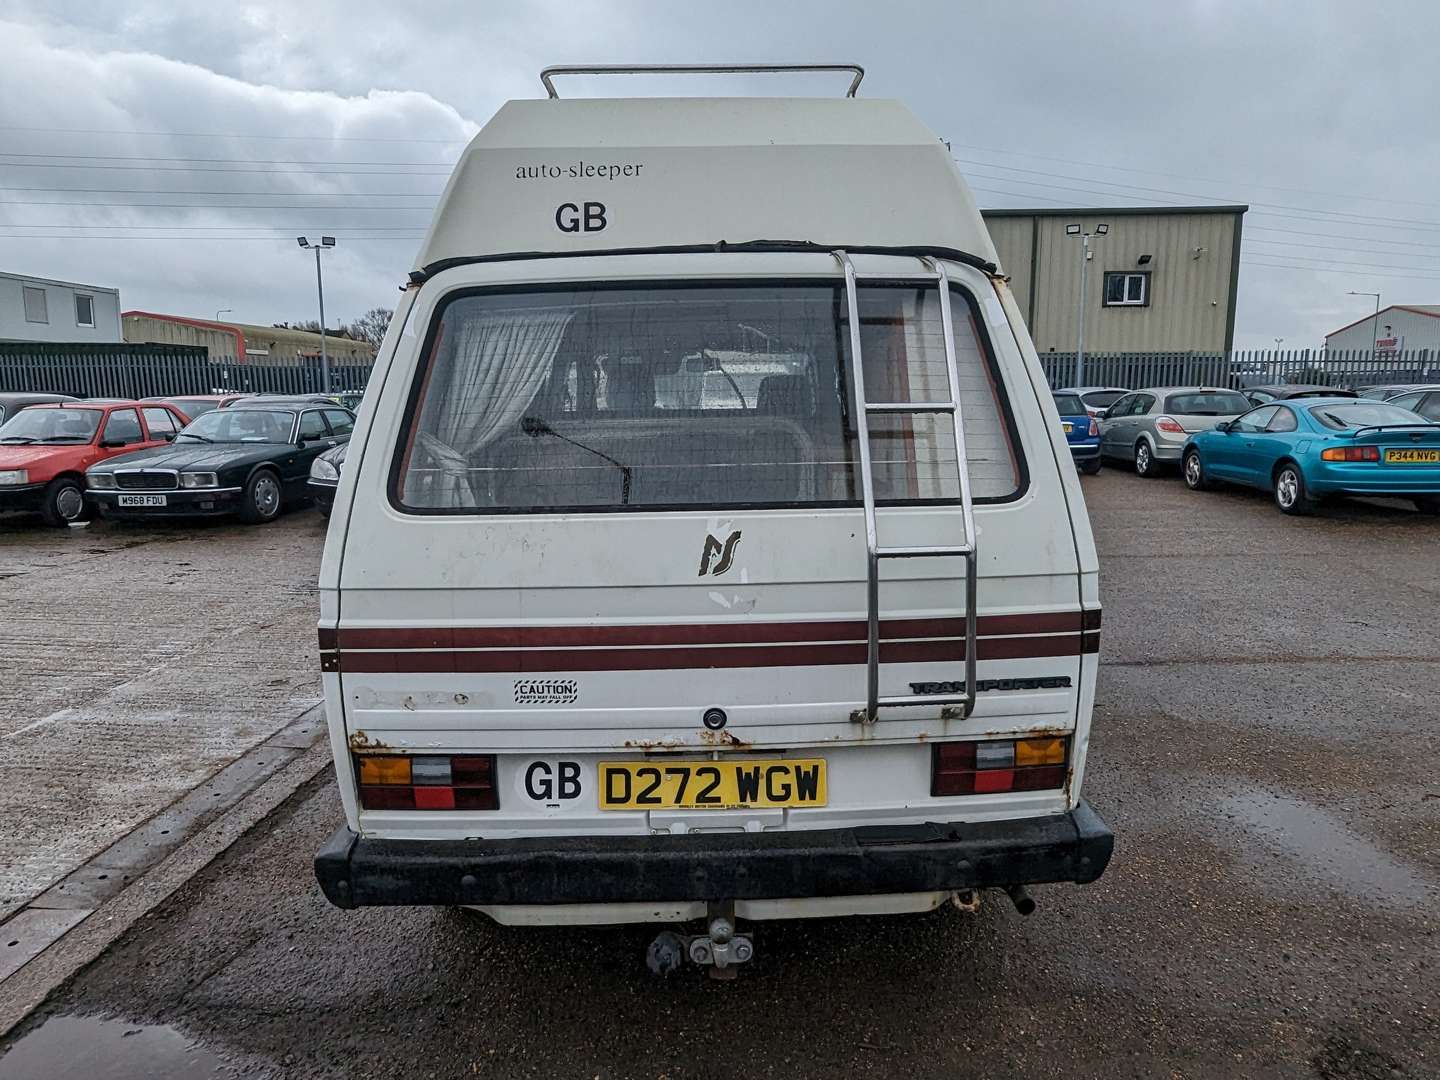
xmin=323 ymin=251 xmax=1093 ymax=838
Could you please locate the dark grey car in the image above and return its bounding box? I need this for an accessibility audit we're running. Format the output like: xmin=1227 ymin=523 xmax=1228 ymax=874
xmin=1099 ymin=387 xmax=1254 ymax=477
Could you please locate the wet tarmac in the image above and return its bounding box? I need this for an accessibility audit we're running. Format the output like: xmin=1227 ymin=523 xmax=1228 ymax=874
xmin=0 ymin=1016 xmax=231 ymax=1079
xmin=3 ymin=470 xmax=1438 ymax=1078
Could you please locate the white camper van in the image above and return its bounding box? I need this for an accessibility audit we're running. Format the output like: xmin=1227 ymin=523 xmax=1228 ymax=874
xmin=315 ymin=64 xmax=1112 ymax=973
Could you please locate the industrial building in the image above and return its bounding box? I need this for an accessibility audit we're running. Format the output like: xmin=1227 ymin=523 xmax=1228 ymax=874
xmin=121 ymin=311 xmax=377 ymax=365
xmin=980 ymin=205 xmax=1246 ymax=358
xmin=0 ymin=270 xmax=122 ymax=343
xmin=1324 ymin=304 xmax=1440 ymax=355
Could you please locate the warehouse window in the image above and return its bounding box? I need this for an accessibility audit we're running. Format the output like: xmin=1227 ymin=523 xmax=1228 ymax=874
xmin=1103 ymin=272 xmax=1149 ymax=307
xmin=74 ymin=294 xmax=95 ymax=328
xmin=22 ymin=286 xmax=48 ymax=324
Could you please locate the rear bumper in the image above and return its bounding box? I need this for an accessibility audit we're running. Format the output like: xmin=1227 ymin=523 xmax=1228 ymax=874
xmin=1067 ymin=443 xmax=1101 ymax=460
xmin=1152 ymin=439 xmax=1187 ymax=462
xmin=314 ymin=801 xmax=1114 ymax=910
xmin=1307 ymin=462 xmax=1440 ymax=496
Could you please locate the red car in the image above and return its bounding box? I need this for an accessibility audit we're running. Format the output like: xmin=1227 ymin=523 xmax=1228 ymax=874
xmin=0 ymin=401 xmax=189 ymax=526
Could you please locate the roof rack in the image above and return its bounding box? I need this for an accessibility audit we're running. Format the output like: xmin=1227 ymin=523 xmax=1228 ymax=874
xmin=539 ymin=63 xmax=865 ymax=99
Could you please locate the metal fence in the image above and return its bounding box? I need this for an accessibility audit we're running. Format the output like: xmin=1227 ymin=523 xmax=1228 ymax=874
xmin=3 ymin=341 xmax=1436 ymax=405
xmin=0 ymin=343 xmax=373 ymax=400
xmin=1040 ymin=349 xmax=1440 ymax=392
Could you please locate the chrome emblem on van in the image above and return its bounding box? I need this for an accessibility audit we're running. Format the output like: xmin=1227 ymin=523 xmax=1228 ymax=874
xmin=514 ymin=679 xmax=579 ymax=705
xmin=699 ymin=530 xmax=742 ymax=576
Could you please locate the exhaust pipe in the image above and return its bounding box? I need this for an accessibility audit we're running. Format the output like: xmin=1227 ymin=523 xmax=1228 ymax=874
xmin=1004 ymin=884 xmax=1036 ymax=916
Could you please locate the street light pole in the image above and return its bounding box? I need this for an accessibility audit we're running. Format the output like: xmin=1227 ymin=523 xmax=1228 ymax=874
xmin=215 ymin=308 xmax=232 ymax=323
xmin=1066 ymin=222 xmax=1109 ymax=388
xmin=297 ymin=236 xmax=337 ymax=394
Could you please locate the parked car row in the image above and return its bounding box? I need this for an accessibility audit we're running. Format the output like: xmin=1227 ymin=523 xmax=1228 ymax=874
xmin=0 ymin=393 xmax=355 ymax=527
xmin=1054 ymin=381 xmax=1440 ymax=515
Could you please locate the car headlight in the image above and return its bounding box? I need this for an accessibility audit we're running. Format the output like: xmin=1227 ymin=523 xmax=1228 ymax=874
xmin=180 ymin=472 xmax=219 ymax=489
xmin=0 ymin=469 xmax=29 ymax=486
xmin=309 ymin=457 xmax=339 ymax=481
xmin=88 ymin=473 xmax=116 ymax=490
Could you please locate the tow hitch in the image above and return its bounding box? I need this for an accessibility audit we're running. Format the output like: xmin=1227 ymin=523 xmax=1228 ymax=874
xmin=646 ymin=902 xmax=754 ymax=979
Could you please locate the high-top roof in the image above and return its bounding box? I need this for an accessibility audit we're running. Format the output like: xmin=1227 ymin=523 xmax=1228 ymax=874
xmin=414 ymin=97 xmax=997 ymax=274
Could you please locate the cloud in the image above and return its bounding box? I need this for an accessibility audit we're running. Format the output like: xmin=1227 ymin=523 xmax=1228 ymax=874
xmin=0 ymin=17 xmax=478 ymax=325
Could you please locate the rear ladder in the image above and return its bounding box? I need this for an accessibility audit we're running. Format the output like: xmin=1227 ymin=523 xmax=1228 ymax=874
xmin=835 ymin=251 xmax=979 ymax=724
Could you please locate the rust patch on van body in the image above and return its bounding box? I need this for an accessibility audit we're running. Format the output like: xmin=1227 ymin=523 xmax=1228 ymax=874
xmin=347 ymin=730 xmax=391 ymax=752
xmin=700 ymin=728 xmax=751 ymax=749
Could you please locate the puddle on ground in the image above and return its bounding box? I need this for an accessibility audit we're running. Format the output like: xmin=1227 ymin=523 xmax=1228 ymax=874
xmin=0 ymin=1015 xmax=234 ymax=1079
xmin=1219 ymin=789 xmax=1433 ymax=908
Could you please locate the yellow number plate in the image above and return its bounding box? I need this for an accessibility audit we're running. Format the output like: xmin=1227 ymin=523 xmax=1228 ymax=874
xmin=599 ymin=759 xmax=827 ymax=810
xmin=1062 ymin=422 xmax=1073 ymax=433
xmin=1384 ymin=448 xmax=1440 ymax=464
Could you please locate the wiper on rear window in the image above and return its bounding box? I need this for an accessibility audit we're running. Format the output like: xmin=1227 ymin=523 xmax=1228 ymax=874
xmin=522 ymin=416 xmax=633 ymax=504
xmin=1322 ymin=412 xmax=1349 ymax=429
xmin=176 ymin=431 xmax=213 ymax=442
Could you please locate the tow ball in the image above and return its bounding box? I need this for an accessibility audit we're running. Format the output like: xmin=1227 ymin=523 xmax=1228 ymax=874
xmin=646 ymin=902 xmax=754 ymax=979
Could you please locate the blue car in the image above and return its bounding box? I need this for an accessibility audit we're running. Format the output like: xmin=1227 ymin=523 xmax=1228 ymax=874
xmin=1182 ymin=397 xmax=1440 ymax=515
xmin=1052 ymin=391 xmax=1102 ymax=474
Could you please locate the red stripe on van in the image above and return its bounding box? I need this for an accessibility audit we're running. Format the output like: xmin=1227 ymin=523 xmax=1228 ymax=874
xmin=331 ymin=611 xmax=1085 ymax=651
xmin=333 ymin=632 xmax=1089 ymax=674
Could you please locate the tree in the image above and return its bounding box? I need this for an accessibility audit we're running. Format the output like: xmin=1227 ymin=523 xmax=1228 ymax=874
xmin=348 ymin=307 xmax=394 ymax=347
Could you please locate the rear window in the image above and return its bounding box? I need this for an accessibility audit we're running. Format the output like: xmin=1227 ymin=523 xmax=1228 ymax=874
xmin=1081 ymin=390 xmax=1125 ymax=409
xmin=1309 ymin=402 xmax=1427 ymax=430
xmin=1164 ymin=391 xmax=1252 ymax=415
xmin=1052 ymin=393 xmax=1086 ymax=415
xmin=393 ymin=281 xmax=1022 ymax=513
xmin=170 ymin=398 xmax=220 ymax=417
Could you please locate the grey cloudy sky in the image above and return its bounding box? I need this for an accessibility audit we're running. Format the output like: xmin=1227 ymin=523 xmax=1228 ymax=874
xmin=1 ymin=0 xmax=1436 ymax=347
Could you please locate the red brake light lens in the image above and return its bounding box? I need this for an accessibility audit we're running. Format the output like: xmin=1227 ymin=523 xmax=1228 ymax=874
xmin=1088 ymin=418 xmax=1099 ymax=437
xmin=357 ymin=754 xmax=498 ymax=811
xmin=932 ymin=738 xmax=1070 ymax=797
xmin=1321 ymin=445 xmax=1380 ymax=462
xmin=1155 ymin=416 xmax=1186 ymax=434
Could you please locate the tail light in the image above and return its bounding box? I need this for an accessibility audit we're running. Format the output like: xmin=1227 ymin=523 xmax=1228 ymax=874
xmin=356 ymin=754 xmax=498 ymax=810
xmin=1155 ymin=416 xmax=1186 ymax=435
xmin=1088 ymin=418 xmax=1099 ymax=437
xmin=932 ymin=737 xmax=1069 ymax=796
xmin=1321 ymin=445 xmax=1380 ymax=462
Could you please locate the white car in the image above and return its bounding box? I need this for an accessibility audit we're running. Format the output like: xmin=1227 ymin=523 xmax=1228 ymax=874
xmin=1055 ymin=385 xmax=1130 ymax=418
xmin=312 ymin=63 xmax=1112 ymax=975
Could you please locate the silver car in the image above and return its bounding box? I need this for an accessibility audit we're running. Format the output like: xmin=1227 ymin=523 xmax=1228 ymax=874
xmin=1099 ymin=386 xmax=1255 ymax=477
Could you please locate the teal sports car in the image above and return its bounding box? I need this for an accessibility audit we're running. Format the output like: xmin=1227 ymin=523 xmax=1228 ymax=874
xmin=1182 ymin=397 xmax=1440 ymax=515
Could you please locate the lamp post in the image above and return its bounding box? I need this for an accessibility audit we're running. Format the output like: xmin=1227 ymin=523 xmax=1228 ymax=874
xmin=1347 ymin=290 xmax=1381 ymax=361
xmin=297 ymin=236 xmax=337 ymax=393
xmin=215 ymin=308 xmax=232 ymax=323
xmin=1066 ymin=222 xmax=1109 ymax=388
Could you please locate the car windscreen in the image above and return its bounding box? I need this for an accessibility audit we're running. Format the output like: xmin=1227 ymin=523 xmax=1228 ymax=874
xmin=0 ymin=407 xmax=101 ymax=443
xmin=1052 ymin=393 xmax=1087 ymax=416
xmin=1308 ymin=403 xmax=1425 ymax=430
xmin=393 ymin=281 xmax=1022 ymax=513
xmin=1081 ymin=390 xmax=1125 ymax=408
xmin=176 ymin=408 xmax=295 ymax=443
xmin=1165 ymin=391 xmax=1252 ymax=415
